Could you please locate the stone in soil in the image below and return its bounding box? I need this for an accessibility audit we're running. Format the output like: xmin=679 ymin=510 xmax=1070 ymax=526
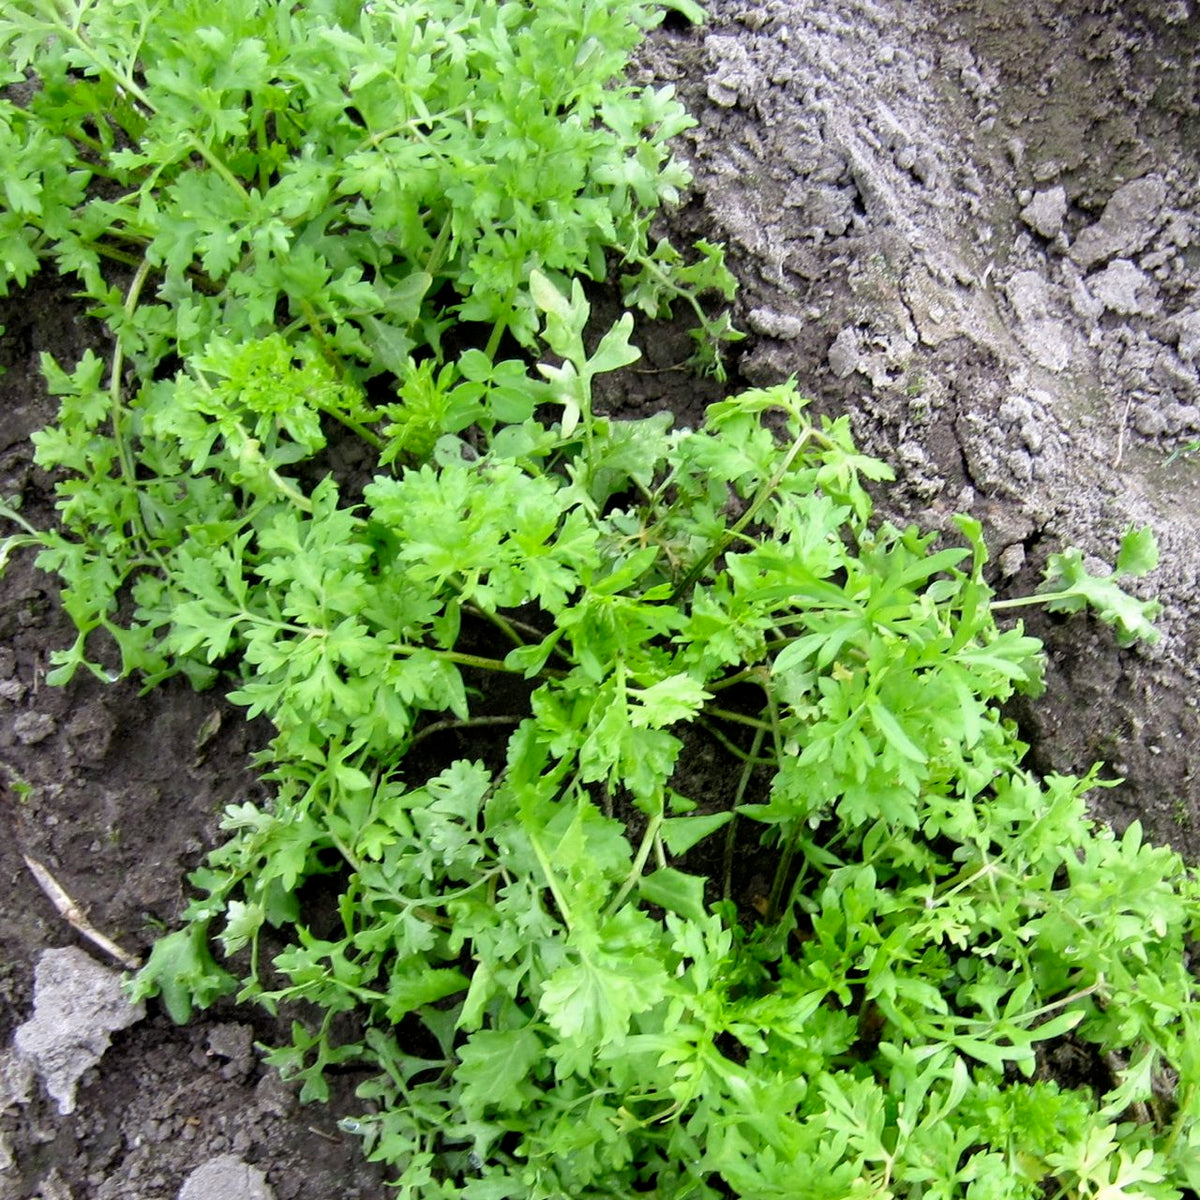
xmin=12 ymin=948 xmax=144 ymax=1116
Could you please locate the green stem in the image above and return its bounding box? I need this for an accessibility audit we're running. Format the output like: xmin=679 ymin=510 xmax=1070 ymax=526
xmin=669 ymin=428 xmax=815 ymax=602
xmin=991 ymin=590 xmax=1073 ymax=612
xmin=265 ymin=465 xmax=313 ymax=513
xmin=527 ymin=829 xmax=575 ymax=929
xmin=381 ymin=640 xmax=547 ymax=676
xmin=704 ymin=705 xmax=773 ymax=732
xmin=707 ymin=664 xmax=770 ymax=694
xmin=763 ymin=672 xmax=785 ymax=760
xmin=54 ymin=20 xmax=157 ymax=116
xmin=109 ymin=260 xmax=154 ymax=546
xmin=763 ymin=671 xmax=798 ymax=922
xmin=407 ymin=715 xmax=521 ymax=750
xmin=766 ymin=824 xmax=802 ymax=925
xmin=426 ymin=645 xmax=550 ymax=674
xmin=638 ymin=257 xmax=708 ymax=331
xmin=467 ymin=607 xmax=561 ymax=653
xmin=230 ymin=608 xmax=555 ymax=676
xmin=0 ymin=501 xmax=40 ymax=538
xmin=296 ymin=297 xmax=341 ymax=367
xmin=698 ymin=718 xmax=776 ymax=767
xmin=930 ymin=979 xmax=1105 ymax=1035
xmin=66 ymin=127 xmax=112 ymax=158
xmin=653 ymin=832 xmax=667 ymax=871
xmin=1162 ymin=1082 xmax=1197 ymax=1156
xmin=484 ymin=287 xmax=517 ymax=360
xmin=724 ymin=727 xmax=765 ymax=902
xmin=312 ymin=398 xmax=384 ymax=450
xmin=85 ymin=240 xmax=150 ymax=270
xmin=927 ymin=858 xmax=1000 ymax=908
xmin=604 ymin=812 xmax=664 ymax=919
xmin=187 ymin=137 xmax=252 ymax=203
xmin=254 ymin=109 xmax=271 ymax=195
xmin=456 ymin=592 xmax=525 ymax=649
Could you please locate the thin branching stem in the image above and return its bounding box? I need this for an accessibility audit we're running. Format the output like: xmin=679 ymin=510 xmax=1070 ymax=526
xmin=723 ymin=726 xmax=765 ymax=903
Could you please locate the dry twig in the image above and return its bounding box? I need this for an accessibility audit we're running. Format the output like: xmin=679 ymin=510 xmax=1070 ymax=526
xmin=22 ymin=854 xmax=142 ymax=970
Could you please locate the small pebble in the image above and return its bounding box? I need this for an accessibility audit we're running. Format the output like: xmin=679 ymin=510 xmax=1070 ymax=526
xmin=178 ymin=1155 xmax=274 ymax=1200
xmin=14 ymin=712 xmax=56 ymax=746
xmin=998 ymin=544 xmax=1026 ymax=577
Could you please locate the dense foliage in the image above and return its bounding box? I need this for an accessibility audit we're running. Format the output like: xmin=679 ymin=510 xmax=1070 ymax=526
xmin=2 ymin=2 xmax=1198 ymax=1198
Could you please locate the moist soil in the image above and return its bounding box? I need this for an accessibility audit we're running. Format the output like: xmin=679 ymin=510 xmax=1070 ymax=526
xmin=2 ymin=2 xmax=1199 ymax=1196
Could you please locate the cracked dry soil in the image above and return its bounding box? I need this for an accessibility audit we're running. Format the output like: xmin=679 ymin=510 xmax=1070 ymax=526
xmin=2 ymin=2 xmax=1199 ymax=1196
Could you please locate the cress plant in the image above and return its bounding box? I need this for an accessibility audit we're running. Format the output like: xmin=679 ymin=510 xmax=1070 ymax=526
xmin=2 ymin=2 xmax=1199 ymax=1199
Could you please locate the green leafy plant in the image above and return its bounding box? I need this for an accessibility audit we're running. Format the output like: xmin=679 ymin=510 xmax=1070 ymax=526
xmin=3 ymin=3 xmax=1198 ymax=1198
xmin=1164 ymin=439 xmax=1200 ymax=467
xmin=0 ymin=0 xmax=738 ymax=375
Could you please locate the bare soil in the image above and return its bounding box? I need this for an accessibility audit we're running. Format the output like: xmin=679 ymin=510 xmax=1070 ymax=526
xmin=2 ymin=2 xmax=1198 ymax=1196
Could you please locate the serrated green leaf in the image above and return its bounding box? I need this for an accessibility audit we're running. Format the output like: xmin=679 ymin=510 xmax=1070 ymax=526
xmin=130 ymin=923 xmax=236 ymax=1025
xmin=385 ymin=966 xmax=469 ymax=1022
xmin=629 ymin=673 xmax=711 ymax=728
xmin=457 ymin=1027 xmax=543 ymax=1112
xmin=638 ymin=868 xmax=707 ymax=922
xmin=1039 ymin=548 xmax=1162 ymax=646
xmin=1115 ymin=525 xmax=1159 ymax=577
xmin=660 ymin=811 xmax=733 ymax=857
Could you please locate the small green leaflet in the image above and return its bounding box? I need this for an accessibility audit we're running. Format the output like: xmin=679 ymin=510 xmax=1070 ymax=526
xmin=1114 ymin=525 xmax=1159 ymax=576
xmin=128 ymin=923 xmax=236 ymax=1024
xmin=456 ymin=1027 xmax=543 ymax=1113
xmin=638 ymin=868 xmax=708 ymax=923
xmin=1038 ymin=530 xmax=1162 ymax=646
xmin=660 ymin=812 xmax=733 ymax=856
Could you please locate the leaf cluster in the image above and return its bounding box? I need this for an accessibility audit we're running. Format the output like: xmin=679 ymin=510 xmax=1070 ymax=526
xmin=0 ymin=0 xmax=738 ymax=376
xmin=2 ymin=3 xmax=1198 ymax=1199
xmin=99 ymin=283 xmax=1200 ymax=1198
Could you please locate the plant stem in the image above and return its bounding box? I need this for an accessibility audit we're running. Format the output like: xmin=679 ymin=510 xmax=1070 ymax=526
xmin=312 ymin=399 xmax=384 ymax=450
xmin=991 ymin=590 xmax=1085 ymax=612
xmin=407 ymin=715 xmax=521 ymax=750
xmin=723 ymin=727 xmax=765 ymax=902
xmin=766 ymin=826 xmax=801 ymax=925
xmin=707 ymin=664 xmax=770 ymax=694
xmin=109 ymin=260 xmax=156 ymax=547
xmin=527 ymin=829 xmax=575 ymax=929
xmin=698 ymin=718 xmax=775 ymax=767
xmin=669 ymin=428 xmax=814 ymax=602
xmin=230 ymin=608 xmax=559 ymax=677
xmin=53 ymin=18 xmax=157 ymax=117
xmin=1162 ymin=1081 xmax=1196 ymax=1156
xmin=484 ymin=286 xmax=517 ymax=360
xmin=457 ymin=594 xmax=525 ymax=649
xmin=0 ymin=501 xmax=40 ymax=537
xmin=187 ymin=137 xmax=252 ymax=203
xmin=391 ymin=642 xmax=544 ymax=675
xmin=605 ymin=812 xmax=664 ymax=919
xmin=704 ymin=705 xmax=773 ymax=732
